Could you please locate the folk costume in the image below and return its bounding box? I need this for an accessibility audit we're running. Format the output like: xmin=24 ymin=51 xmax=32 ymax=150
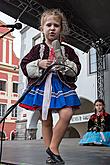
xmin=19 ymin=42 xmax=81 ymax=120
xmin=79 ymin=112 xmax=110 ymax=146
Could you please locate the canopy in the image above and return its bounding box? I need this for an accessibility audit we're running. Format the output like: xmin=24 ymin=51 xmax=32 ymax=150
xmin=0 ymin=0 xmax=110 ymax=52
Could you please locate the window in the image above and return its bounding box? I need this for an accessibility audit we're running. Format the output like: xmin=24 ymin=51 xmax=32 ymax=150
xmin=89 ymin=47 xmax=97 ymax=73
xmin=12 ymin=107 xmax=17 ymax=117
xmin=0 ymin=80 xmax=6 ymax=91
xmin=0 ymin=104 xmax=7 ymax=117
xmin=89 ymin=47 xmax=106 ymax=74
xmin=13 ymin=83 xmax=18 ymax=93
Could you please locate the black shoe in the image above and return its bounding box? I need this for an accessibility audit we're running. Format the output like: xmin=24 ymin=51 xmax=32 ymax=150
xmin=46 ymin=156 xmax=56 ymax=164
xmin=46 ymin=147 xmax=65 ymax=164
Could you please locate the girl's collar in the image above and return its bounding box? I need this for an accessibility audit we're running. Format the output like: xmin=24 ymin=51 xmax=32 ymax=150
xmin=96 ymin=111 xmax=108 ymax=117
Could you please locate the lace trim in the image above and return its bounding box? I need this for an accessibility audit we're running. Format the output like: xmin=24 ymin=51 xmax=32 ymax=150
xmin=39 ymin=44 xmax=45 ymax=59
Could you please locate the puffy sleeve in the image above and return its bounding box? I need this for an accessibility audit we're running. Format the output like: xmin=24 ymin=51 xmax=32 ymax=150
xmin=20 ymin=44 xmax=42 ymax=78
xmin=88 ymin=119 xmax=94 ymax=131
xmin=61 ymin=45 xmax=81 ymax=77
xmin=87 ymin=114 xmax=95 ymax=131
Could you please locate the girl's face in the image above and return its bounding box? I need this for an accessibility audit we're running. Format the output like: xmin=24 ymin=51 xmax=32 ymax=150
xmin=95 ymin=101 xmax=104 ymax=113
xmin=41 ymin=15 xmax=62 ymax=44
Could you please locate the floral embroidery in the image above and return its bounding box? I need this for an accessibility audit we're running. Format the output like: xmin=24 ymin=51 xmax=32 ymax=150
xmin=90 ymin=112 xmax=109 ymax=132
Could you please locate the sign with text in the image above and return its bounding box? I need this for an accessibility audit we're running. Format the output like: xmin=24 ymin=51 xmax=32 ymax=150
xmin=71 ymin=113 xmax=94 ymax=123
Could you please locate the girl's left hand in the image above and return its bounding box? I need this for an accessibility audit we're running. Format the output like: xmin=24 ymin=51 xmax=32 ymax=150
xmin=38 ymin=59 xmax=53 ymax=69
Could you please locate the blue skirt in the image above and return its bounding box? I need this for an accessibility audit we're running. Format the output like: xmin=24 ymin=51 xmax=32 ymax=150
xmin=19 ymin=74 xmax=80 ymax=111
xmin=79 ymin=131 xmax=110 ymax=146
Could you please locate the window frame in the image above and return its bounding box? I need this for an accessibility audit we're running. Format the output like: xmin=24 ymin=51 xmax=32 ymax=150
xmin=12 ymin=82 xmax=18 ymax=93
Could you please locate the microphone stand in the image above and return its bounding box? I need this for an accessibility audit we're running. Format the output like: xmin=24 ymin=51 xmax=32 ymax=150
xmin=0 ymin=28 xmax=15 ymax=39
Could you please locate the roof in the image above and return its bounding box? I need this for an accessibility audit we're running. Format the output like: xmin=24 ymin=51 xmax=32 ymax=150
xmin=0 ymin=0 xmax=110 ymax=52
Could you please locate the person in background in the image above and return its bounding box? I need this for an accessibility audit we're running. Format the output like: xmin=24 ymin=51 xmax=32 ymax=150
xmin=79 ymin=99 xmax=110 ymax=146
xmin=19 ymin=8 xmax=81 ymax=164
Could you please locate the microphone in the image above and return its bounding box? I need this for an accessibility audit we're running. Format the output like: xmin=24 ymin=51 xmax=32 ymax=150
xmin=52 ymin=40 xmax=77 ymax=77
xmin=52 ymin=40 xmax=66 ymax=73
xmin=0 ymin=23 xmax=22 ymax=30
xmin=52 ymin=40 xmax=64 ymax=63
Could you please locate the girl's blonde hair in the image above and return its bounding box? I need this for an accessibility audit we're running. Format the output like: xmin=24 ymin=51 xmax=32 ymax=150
xmin=40 ymin=8 xmax=69 ymax=36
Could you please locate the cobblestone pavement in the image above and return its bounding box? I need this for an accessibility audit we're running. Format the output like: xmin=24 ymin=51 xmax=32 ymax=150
xmin=1 ymin=138 xmax=110 ymax=165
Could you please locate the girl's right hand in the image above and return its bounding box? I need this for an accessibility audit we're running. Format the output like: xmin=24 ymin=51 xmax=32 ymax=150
xmin=93 ymin=127 xmax=97 ymax=131
xmin=38 ymin=59 xmax=53 ymax=69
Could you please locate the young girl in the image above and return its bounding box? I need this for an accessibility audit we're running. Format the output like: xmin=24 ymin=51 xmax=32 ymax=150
xmin=19 ymin=8 xmax=81 ymax=164
xmin=79 ymin=99 xmax=110 ymax=146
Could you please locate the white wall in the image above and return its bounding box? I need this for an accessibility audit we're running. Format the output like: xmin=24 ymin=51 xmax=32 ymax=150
xmin=75 ymin=49 xmax=97 ymax=102
xmin=17 ymin=26 xmax=40 ymax=120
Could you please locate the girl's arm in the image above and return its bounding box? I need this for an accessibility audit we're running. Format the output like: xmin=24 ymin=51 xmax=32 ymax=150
xmin=60 ymin=45 xmax=81 ymax=77
xmin=64 ymin=59 xmax=79 ymax=77
xmin=20 ymin=45 xmax=41 ymax=78
xmin=26 ymin=59 xmax=42 ymax=78
xmin=88 ymin=119 xmax=94 ymax=131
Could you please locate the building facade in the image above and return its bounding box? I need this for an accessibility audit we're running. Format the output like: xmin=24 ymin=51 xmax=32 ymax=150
xmin=0 ymin=20 xmax=19 ymax=140
xmin=17 ymin=25 xmax=110 ymax=140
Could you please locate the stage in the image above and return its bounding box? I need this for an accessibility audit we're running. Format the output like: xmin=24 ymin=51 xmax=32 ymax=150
xmin=1 ymin=138 xmax=110 ymax=165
